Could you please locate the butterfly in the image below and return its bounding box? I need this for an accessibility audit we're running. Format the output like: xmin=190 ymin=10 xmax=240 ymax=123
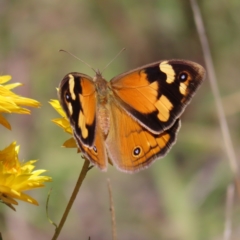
xmin=59 ymin=59 xmax=205 ymax=173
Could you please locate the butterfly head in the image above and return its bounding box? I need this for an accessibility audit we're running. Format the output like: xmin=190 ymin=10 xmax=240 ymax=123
xmin=93 ymin=70 xmax=109 ymax=96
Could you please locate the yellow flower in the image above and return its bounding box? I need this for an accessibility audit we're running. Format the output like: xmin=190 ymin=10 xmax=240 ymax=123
xmin=0 ymin=75 xmax=40 ymax=130
xmin=0 ymin=142 xmax=52 ymax=210
xmin=49 ymin=99 xmax=77 ymax=148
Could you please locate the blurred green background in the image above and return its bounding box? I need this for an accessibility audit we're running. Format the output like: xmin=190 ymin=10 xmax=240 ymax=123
xmin=0 ymin=0 xmax=240 ymax=239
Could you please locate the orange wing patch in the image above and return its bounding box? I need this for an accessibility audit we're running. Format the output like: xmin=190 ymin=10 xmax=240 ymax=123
xmin=111 ymin=70 xmax=149 ymax=88
xmin=79 ymin=78 xmax=96 ymax=127
xmin=106 ymin=102 xmax=180 ymax=172
xmin=111 ymin=73 xmax=159 ymax=114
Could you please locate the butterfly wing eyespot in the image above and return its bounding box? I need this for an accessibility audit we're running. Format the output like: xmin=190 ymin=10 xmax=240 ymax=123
xmin=132 ymin=146 xmax=142 ymax=157
xmin=93 ymin=146 xmax=98 ymax=154
xmin=65 ymin=91 xmax=71 ymax=101
xmin=178 ymin=71 xmax=189 ymax=82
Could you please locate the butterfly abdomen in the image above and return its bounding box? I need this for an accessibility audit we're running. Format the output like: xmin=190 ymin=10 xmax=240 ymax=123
xmin=97 ymin=106 xmax=110 ymax=136
xmin=93 ymin=74 xmax=112 ymax=136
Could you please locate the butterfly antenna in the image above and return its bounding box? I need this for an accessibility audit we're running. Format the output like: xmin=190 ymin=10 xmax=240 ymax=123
xmin=59 ymin=49 xmax=96 ymax=74
xmin=101 ymin=48 xmax=126 ymax=74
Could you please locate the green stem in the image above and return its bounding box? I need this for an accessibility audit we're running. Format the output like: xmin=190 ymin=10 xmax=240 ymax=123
xmin=52 ymin=159 xmax=90 ymax=240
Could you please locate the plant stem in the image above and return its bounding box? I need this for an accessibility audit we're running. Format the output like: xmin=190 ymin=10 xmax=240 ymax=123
xmin=52 ymin=159 xmax=90 ymax=240
xmin=190 ymin=0 xmax=240 ymax=197
xmin=107 ymin=179 xmax=117 ymax=240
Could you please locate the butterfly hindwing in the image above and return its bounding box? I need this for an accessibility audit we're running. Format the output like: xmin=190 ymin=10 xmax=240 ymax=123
xmin=110 ymin=60 xmax=205 ymax=134
xmin=105 ymin=101 xmax=181 ymax=172
xmin=59 ymin=73 xmax=97 ymax=147
xmin=74 ymin=123 xmax=108 ymax=171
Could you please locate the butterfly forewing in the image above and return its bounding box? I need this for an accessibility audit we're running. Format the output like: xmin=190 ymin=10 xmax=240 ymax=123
xmin=59 ymin=73 xmax=97 ymax=147
xmin=110 ymin=60 xmax=205 ymax=134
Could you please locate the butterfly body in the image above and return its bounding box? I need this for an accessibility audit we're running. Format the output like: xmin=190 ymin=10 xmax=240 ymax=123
xmin=59 ymin=60 xmax=205 ymax=173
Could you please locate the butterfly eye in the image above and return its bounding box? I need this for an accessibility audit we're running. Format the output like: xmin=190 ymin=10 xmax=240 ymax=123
xmin=132 ymin=146 xmax=142 ymax=157
xmin=179 ymin=72 xmax=188 ymax=82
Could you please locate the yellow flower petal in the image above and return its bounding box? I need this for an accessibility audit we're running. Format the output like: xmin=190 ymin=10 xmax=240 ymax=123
xmin=0 ymin=142 xmax=52 ymax=208
xmin=52 ymin=118 xmax=73 ymax=134
xmin=0 ymin=114 xmax=11 ymax=130
xmin=63 ymin=138 xmax=78 ymax=148
xmin=50 ymin=99 xmax=80 ymax=151
xmin=4 ymin=83 xmax=23 ymax=90
xmin=0 ymin=75 xmax=12 ymax=84
xmin=50 ymin=100 xmax=73 ymax=135
xmin=0 ymin=192 xmax=18 ymax=205
xmin=49 ymin=99 xmax=66 ymax=117
xmin=0 ymin=75 xmax=41 ymax=129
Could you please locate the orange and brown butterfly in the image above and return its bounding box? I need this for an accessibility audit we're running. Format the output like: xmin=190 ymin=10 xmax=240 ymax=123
xmin=58 ymin=59 xmax=205 ymax=173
